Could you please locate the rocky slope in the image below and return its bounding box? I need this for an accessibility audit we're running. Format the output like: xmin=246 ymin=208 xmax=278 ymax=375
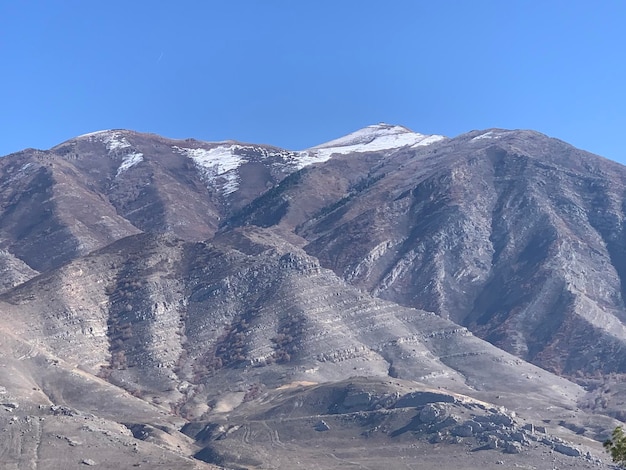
xmin=226 ymin=127 xmax=626 ymax=378
xmin=0 ymin=129 xmax=316 ymax=272
xmin=0 ymin=249 xmax=38 ymax=293
xmin=0 ymin=228 xmax=615 ymax=468
xmin=0 ymin=228 xmax=584 ymax=410
xmin=0 ymin=124 xmax=625 ymax=468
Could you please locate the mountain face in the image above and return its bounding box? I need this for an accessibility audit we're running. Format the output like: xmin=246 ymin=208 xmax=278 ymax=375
xmin=227 ymin=128 xmax=626 ymax=378
xmin=0 ymin=124 xmax=624 ymax=468
xmin=0 ymin=130 xmax=308 ymax=272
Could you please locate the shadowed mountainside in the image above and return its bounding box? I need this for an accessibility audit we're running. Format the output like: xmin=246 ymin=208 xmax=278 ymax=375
xmin=225 ymin=128 xmax=626 ymax=378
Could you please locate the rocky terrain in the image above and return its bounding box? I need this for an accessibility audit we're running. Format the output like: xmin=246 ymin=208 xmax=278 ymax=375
xmin=227 ymin=128 xmax=626 ymax=379
xmin=0 ymin=124 xmax=625 ymax=468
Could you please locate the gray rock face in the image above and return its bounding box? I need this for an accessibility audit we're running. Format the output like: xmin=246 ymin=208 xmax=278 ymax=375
xmin=451 ymin=423 xmax=474 ymax=437
xmin=0 ymin=250 xmax=38 ymax=293
xmin=555 ymin=443 xmax=582 ymax=457
xmin=419 ymin=403 xmax=448 ymax=424
xmin=396 ymin=392 xmax=456 ymax=409
xmin=487 ymin=435 xmax=500 ymax=449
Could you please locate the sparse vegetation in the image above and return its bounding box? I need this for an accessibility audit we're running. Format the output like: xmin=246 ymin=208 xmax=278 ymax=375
xmin=194 ymin=317 xmax=253 ymax=382
xmin=271 ymin=314 xmax=304 ymax=363
xmin=604 ymin=426 xmax=626 ymax=467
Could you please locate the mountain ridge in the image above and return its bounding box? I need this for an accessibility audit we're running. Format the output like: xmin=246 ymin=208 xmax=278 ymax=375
xmin=218 ymin=127 xmax=626 ymax=378
xmin=0 ymin=124 xmax=624 ymax=468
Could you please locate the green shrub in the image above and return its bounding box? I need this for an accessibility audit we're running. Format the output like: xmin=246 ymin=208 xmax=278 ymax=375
xmin=604 ymin=426 xmax=626 ymax=467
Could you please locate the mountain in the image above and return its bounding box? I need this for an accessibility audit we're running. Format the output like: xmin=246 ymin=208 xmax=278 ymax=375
xmin=227 ymin=127 xmax=626 ymax=378
xmin=301 ymin=123 xmax=446 ymax=159
xmin=0 ymin=124 xmax=623 ymax=468
xmin=0 ymin=128 xmax=331 ymax=273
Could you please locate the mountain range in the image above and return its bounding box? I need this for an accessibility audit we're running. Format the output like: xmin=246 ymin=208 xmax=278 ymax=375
xmin=0 ymin=123 xmax=624 ymax=468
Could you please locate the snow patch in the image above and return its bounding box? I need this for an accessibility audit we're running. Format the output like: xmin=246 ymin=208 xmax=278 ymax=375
xmin=472 ymin=131 xmax=502 ymax=141
xmin=299 ymin=123 xmax=445 ymax=163
xmin=291 ymin=150 xmax=337 ymax=169
xmin=19 ymin=162 xmax=34 ymax=173
xmin=116 ymin=152 xmax=144 ymax=176
xmin=0 ymin=162 xmax=35 ymax=188
xmin=411 ymin=134 xmax=447 ymax=147
xmin=221 ymin=172 xmax=240 ymax=195
xmin=312 ymin=124 xmax=415 ymax=149
xmin=77 ymin=130 xmax=132 ymax=152
xmin=76 ymin=130 xmax=112 ymax=138
xmin=103 ymin=133 xmax=131 ymax=152
xmin=173 ymin=145 xmax=244 ymax=195
xmin=180 ymin=146 xmax=243 ymax=174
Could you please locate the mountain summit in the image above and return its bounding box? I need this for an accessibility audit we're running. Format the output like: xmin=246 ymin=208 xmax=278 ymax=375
xmin=0 ymin=125 xmax=623 ymax=469
xmin=302 ymin=122 xmax=446 ymax=159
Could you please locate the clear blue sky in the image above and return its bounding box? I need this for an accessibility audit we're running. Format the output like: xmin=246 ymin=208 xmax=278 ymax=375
xmin=2 ymin=1 xmax=625 ymax=162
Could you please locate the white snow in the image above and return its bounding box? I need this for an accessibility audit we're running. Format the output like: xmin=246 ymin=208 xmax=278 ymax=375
xmin=311 ymin=124 xmax=415 ymax=149
xmin=298 ymin=123 xmax=445 ymax=164
xmin=76 ymin=130 xmax=112 ymax=138
xmin=221 ymin=172 xmax=241 ymax=195
xmin=19 ymin=162 xmax=34 ymax=173
xmin=411 ymin=134 xmax=447 ymax=147
xmin=170 ymin=123 xmax=446 ymax=195
xmin=116 ymin=152 xmax=144 ymax=176
xmin=471 ymin=130 xmax=511 ymax=141
xmin=291 ymin=150 xmax=337 ymax=169
xmin=74 ymin=130 xmax=144 ymax=176
xmin=103 ymin=133 xmax=131 ymax=152
xmin=173 ymin=145 xmax=244 ymax=195
xmin=0 ymin=162 xmax=35 ymax=188
xmin=76 ymin=130 xmax=131 ymax=152
xmin=179 ymin=146 xmax=244 ymax=174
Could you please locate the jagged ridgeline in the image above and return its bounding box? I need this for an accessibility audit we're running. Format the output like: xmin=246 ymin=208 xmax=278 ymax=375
xmin=0 ymin=124 xmax=623 ymax=468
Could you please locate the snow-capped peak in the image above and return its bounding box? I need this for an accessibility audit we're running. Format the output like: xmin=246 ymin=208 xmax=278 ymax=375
xmin=75 ymin=129 xmax=113 ymax=139
xmin=74 ymin=130 xmax=132 ymax=152
xmin=298 ymin=123 xmax=445 ymax=164
xmin=65 ymin=125 xmax=446 ymax=194
xmin=173 ymin=144 xmax=244 ymax=195
xmin=70 ymin=130 xmax=144 ymax=177
xmin=311 ymin=123 xmax=414 ymax=149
